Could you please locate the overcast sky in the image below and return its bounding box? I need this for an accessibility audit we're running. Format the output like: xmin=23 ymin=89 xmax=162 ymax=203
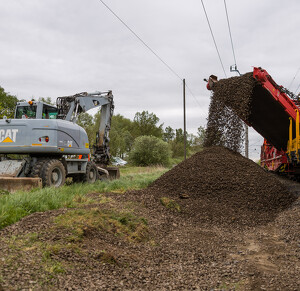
xmin=0 ymin=0 xmax=299 ymax=160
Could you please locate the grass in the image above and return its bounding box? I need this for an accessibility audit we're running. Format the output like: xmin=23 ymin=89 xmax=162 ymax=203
xmin=54 ymin=207 xmax=149 ymax=242
xmin=120 ymin=165 xmax=166 ymax=175
xmin=0 ymin=166 xmax=167 ymax=230
xmin=160 ymin=197 xmax=181 ymax=212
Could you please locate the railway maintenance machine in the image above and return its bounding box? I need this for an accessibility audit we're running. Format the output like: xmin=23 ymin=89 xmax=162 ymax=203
xmin=207 ymin=67 xmax=300 ymax=178
xmin=0 ymin=91 xmax=119 ymax=191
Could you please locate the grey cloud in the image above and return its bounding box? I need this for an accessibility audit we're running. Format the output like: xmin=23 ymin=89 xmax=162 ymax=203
xmin=0 ymin=0 xmax=299 ymax=161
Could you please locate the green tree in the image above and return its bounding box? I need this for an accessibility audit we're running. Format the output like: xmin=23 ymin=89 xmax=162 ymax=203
xmin=190 ymin=126 xmax=206 ymax=152
xmin=0 ymin=87 xmax=19 ymax=118
xmin=129 ymin=135 xmax=171 ymax=166
xmin=197 ymin=126 xmax=206 ymax=147
xmin=175 ymin=128 xmax=184 ymax=143
xmin=38 ymin=97 xmax=54 ymax=105
xmin=109 ymin=114 xmax=134 ymax=157
xmin=163 ymin=126 xmax=175 ymax=142
xmin=133 ymin=111 xmax=163 ymax=138
xmin=169 ymin=128 xmax=193 ymax=158
xmin=77 ymin=112 xmax=95 ymax=145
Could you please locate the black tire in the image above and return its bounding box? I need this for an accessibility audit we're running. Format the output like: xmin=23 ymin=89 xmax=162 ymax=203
xmin=71 ymin=174 xmax=82 ymax=183
xmin=30 ymin=159 xmax=47 ymax=178
xmin=83 ymin=162 xmax=98 ymax=184
xmin=41 ymin=159 xmax=66 ymax=187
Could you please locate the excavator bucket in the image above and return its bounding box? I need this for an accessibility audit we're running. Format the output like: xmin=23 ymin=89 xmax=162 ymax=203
xmin=0 ymin=160 xmax=42 ymax=192
xmin=0 ymin=177 xmax=42 ymax=193
xmin=106 ymin=166 xmax=120 ymax=180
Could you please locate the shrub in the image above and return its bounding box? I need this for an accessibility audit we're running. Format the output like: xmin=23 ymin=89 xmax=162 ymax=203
xmin=129 ymin=136 xmax=171 ymax=167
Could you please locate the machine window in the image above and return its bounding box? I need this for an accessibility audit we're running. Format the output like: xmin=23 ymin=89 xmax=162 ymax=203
xmin=15 ymin=106 xmax=37 ymax=119
xmin=43 ymin=105 xmax=58 ymax=119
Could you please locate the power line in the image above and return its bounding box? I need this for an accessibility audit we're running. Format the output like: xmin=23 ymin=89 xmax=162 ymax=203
xmin=200 ymin=0 xmax=227 ymax=77
xmin=288 ymin=67 xmax=300 ymax=90
xmin=295 ymin=83 xmax=300 ymax=94
xmin=224 ymin=0 xmax=237 ymax=67
xmin=99 ymin=0 xmax=208 ymax=121
xmin=185 ymin=82 xmax=208 ymax=119
xmin=185 ymin=84 xmax=201 ymax=107
xmin=99 ymin=0 xmax=182 ymax=81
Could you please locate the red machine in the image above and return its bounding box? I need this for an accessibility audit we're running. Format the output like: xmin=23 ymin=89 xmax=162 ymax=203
xmin=251 ymin=67 xmax=300 ymax=174
xmin=208 ymin=67 xmax=300 ymax=176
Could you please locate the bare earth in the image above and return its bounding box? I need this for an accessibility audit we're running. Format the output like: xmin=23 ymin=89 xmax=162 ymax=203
xmin=0 ymin=147 xmax=299 ymax=290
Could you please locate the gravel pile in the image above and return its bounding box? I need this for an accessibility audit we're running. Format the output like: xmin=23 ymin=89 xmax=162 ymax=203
xmin=0 ymin=146 xmax=299 ymax=290
xmin=204 ymin=72 xmax=256 ymax=152
xmin=148 ymin=146 xmax=297 ymax=226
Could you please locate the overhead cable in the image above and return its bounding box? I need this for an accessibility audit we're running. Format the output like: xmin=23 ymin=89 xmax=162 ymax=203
xmin=185 ymin=81 xmax=208 ymax=117
xmin=99 ymin=0 xmax=182 ymax=81
xmin=224 ymin=0 xmax=237 ymax=67
xmin=294 ymin=83 xmax=300 ymax=95
xmin=99 ymin=0 xmax=206 ymax=119
xmin=288 ymin=67 xmax=300 ymax=90
xmin=200 ymin=0 xmax=227 ymax=77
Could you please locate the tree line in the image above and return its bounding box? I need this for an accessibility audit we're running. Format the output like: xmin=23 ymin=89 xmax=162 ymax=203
xmin=78 ymin=110 xmax=205 ymax=163
xmin=0 ymin=86 xmax=206 ymax=165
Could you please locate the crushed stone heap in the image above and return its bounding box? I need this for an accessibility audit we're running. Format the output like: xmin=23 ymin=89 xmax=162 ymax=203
xmin=147 ymin=147 xmax=296 ymax=226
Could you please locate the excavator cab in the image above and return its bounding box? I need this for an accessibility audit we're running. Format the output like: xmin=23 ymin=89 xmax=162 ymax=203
xmin=15 ymin=101 xmax=58 ymax=119
xmin=15 ymin=103 xmax=37 ymax=119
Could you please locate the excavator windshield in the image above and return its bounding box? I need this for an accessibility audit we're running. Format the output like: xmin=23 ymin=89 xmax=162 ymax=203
xmin=15 ymin=103 xmax=58 ymax=119
xmin=15 ymin=105 xmax=37 ymax=119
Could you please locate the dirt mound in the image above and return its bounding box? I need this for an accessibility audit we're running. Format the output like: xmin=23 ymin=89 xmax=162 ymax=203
xmin=147 ymin=146 xmax=296 ymax=226
xmin=204 ymin=72 xmax=255 ymax=152
xmin=0 ymin=153 xmax=299 ymax=290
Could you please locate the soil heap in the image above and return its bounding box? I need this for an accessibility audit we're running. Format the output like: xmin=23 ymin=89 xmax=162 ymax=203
xmin=147 ymin=146 xmax=296 ymax=226
xmin=204 ymin=72 xmax=255 ymax=152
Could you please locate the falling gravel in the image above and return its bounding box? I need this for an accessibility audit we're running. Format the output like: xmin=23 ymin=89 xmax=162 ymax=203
xmin=204 ymin=72 xmax=256 ymax=152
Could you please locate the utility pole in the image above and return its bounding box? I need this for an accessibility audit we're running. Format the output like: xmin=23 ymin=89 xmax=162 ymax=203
xmin=245 ymin=124 xmax=249 ymax=158
xmin=183 ymin=79 xmax=187 ymax=160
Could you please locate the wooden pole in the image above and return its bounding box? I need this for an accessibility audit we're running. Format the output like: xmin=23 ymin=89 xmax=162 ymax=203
xmin=183 ymin=79 xmax=187 ymax=160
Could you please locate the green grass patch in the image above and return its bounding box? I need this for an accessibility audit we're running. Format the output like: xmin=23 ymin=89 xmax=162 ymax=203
xmin=54 ymin=208 xmax=149 ymax=243
xmin=0 ymin=166 xmax=167 ymax=230
xmin=120 ymin=165 xmax=167 ymax=175
xmin=160 ymin=197 xmax=181 ymax=212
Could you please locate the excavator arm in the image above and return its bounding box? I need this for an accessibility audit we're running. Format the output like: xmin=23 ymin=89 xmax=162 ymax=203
xmin=56 ymin=91 xmax=114 ymax=165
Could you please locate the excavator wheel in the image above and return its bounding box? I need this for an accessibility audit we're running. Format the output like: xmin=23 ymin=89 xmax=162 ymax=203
xmin=41 ymin=159 xmax=66 ymax=187
xmin=82 ymin=161 xmax=99 ymax=184
xmin=71 ymin=174 xmax=82 ymax=183
xmin=30 ymin=159 xmax=48 ymax=178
